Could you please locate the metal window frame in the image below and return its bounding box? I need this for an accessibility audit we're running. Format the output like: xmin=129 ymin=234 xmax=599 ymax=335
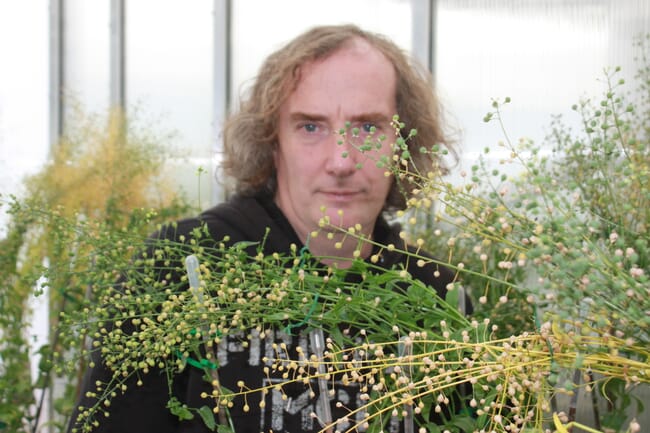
xmin=110 ymin=0 xmax=126 ymax=109
xmin=212 ymin=0 xmax=231 ymax=203
xmin=49 ymin=0 xmax=64 ymax=152
xmin=411 ymin=0 xmax=436 ymax=75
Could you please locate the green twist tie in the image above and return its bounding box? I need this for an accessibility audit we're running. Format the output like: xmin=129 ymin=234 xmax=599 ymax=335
xmin=175 ymin=349 xmax=219 ymax=370
xmin=297 ymin=244 xmax=310 ymax=268
xmin=189 ymin=328 xmax=222 ymax=339
xmin=284 ymin=293 xmax=320 ymax=335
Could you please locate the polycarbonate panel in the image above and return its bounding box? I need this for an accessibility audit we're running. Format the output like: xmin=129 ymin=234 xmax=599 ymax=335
xmin=63 ymin=0 xmax=111 ymax=115
xmin=0 ymin=3 xmax=51 ymax=415
xmin=230 ymin=0 xmax=415 ymax=109
xmin=434 ymin=0 xmax=650 ymax=180
xmin=126 ymin=0 xmax=215 ymax=205
xmin=0 ymin=1 xmax=49 ymax=234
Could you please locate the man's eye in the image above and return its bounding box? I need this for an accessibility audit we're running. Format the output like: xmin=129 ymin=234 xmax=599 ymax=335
xmin=362 ymin=123 xmax=376 ymax=133
xmin=302 ymin=123 xmax=318 ymax=133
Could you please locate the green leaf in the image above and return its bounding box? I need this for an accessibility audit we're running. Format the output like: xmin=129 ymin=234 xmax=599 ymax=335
xmin=217 ymin=424 xmax=235 ymax=433
xmin=167 ymin=397 xmax=194 ymax=421
xmin=328 ymin=325 xmax=344 ymax=348
xmin=445 ymin=287 xmax=459 ymax=312
xmin=449 ymin=414 xmax=476 ymax=432
xmin=422 ymin=422 xmax=441 ymax=433
xmin=233 ymin=240 xmax=260 ymax=249
xmin=198 ymin=405 xmax=217 ymax=431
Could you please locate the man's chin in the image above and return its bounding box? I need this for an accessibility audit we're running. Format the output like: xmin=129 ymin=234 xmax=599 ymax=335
xmin=318 ymin=216 xmax=368 ymax=233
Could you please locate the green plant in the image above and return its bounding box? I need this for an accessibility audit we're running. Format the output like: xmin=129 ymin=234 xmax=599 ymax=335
xmin=0 ymin=105 xmax=192 ymax=433
xmin=410 ymin=36 xmax=650 ymax=431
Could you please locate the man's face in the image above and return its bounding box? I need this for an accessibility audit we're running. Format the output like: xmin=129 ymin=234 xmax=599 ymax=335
xmin=274 ymin=39 xmax=397 ymax=242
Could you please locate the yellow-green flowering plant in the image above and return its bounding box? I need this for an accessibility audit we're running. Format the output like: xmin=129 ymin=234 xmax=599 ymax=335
xmin=410 ymin=36 xmax=650 ymax=431
xmin=0 ymin=105 xmax=192 ymax=433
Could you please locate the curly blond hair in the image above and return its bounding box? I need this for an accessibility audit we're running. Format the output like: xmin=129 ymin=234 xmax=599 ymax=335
xmin=221 ymin=24 xmax=456 ymax=211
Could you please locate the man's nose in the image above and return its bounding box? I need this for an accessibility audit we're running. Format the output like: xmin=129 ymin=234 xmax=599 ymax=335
xmin=324 ymin=134 xmax=358 ymax=177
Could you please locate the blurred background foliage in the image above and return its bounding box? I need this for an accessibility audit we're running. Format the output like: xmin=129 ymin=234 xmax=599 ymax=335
xmin=0 ymin=105 xmax=193 ymax=432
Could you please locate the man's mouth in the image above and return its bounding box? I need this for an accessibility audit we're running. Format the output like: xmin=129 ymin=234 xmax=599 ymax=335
xmin=318 ymin=189 xmax=362 ymax=202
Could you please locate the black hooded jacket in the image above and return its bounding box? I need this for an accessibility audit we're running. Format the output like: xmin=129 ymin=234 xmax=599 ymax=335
xmin=67 ymin=191 xmax=456 ymax=433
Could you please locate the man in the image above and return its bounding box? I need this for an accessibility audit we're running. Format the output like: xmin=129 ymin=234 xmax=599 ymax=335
xmin=68 ymin=24 xmax=458 ymax=433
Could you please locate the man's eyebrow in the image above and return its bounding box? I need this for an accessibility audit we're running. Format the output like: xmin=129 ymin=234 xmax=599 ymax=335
xmin=347 ymin=112 xmax=393 ymax=123
xmin=288 ymin=112 xmax=328 ymax=122
xmin=288 ymin=112 xmax=393 ymax=123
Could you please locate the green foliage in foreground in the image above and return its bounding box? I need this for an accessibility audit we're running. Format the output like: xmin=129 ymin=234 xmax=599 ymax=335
xmin=0 ymin=106 xmax=192 ymax=433
xmin=412 ymin=36 xmax=650 ymax=432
